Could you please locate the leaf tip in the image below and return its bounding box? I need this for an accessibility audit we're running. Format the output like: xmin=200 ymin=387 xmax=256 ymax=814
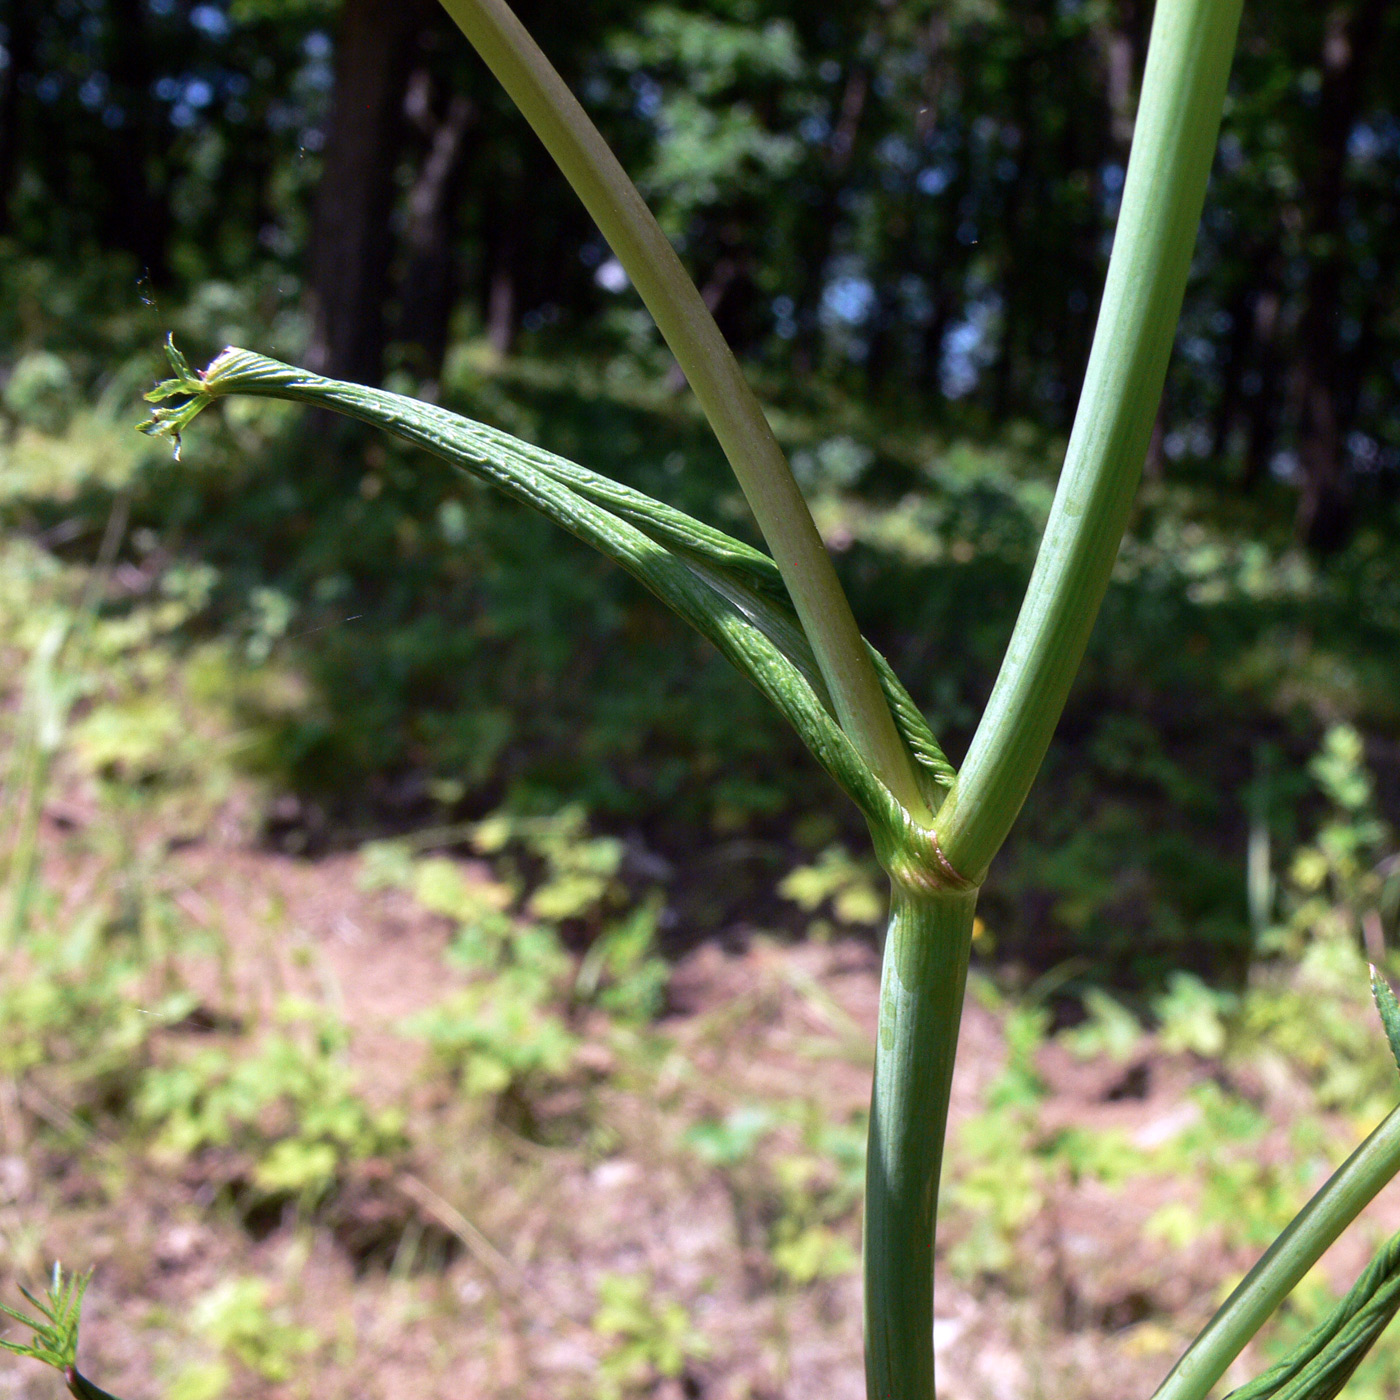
xmin=1370 ymin=964 xmax=1400 ymax=1080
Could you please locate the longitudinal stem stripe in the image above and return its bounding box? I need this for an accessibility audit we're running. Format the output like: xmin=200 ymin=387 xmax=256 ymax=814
xmin=933 ymin=0 xmax=1243 ymax=881
xmin=864 ymin=886 xmax=977 ymax=1400
xmin=433 ymin=0 xmax=930 ymax=824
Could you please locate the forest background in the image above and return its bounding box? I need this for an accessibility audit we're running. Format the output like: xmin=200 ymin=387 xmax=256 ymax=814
xmin=2 ymin=0 xmax=1400 ymax=1397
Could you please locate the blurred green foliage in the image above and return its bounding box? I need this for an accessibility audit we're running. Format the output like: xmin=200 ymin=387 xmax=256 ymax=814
xmin=6 ymin=274 xmax=1400 ymax=984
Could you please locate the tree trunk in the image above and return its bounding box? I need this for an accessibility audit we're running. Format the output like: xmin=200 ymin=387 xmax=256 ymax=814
xmin=1293 ymin=0 xmax=1385 ymax=551
xmin=306 ymin=0 xmax=427 ymax=384
xmin=396 ymin=72 xmax=474 ymax=382
xmin=1240 ymin=282 xmax=1281 ymax=493
xmin=104 ymin=0 xmax=170 ymax=278
xmin=486 ymin=259 xmax=516 ymax=359
xmin=0 ymin=0 xmax=38 ymax=234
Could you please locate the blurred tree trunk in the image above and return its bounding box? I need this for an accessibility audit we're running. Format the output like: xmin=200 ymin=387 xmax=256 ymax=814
xmin=1293 ymin=0 xmax=1385 ymax=551
xmin=306 ymin=0 xmax=427 ymax=384
xmin=1211 ymin=280 xmax=1253 ymax=461
xmin=397 ymin=69 xmax=474 ymax=382
xmin=1241 ymin=282 xmax=1282 ymax=493
xmin=104 ymin=0 xmax=170 ymax=279
xmin=0 ymin=0 xmax=37 ymax=233
xmin=484 ymin=226 xmax=517 ymax=358
xmin=791 ymin=57 xmax=868 ymax=376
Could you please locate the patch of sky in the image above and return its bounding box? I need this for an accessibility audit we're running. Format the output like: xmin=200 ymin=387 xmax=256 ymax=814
xmin=595 ymin=259 xmax=630 ymax=294
xmin=630 ymin=72 xmax=663 ymax=120
xmin=772 ymin=295 xmax=797 ymax=340
xmin=1181 ymin=336 xmax=1215 ymax=368
xmin=940 ymin=293 xmax=1001 ymax=400
xmin=876 ymin=134 xmax=918 ymax=174
xmin=1217 ymin=132 xmax=1245 ymax=172
xmin=1100 ymin=161 xmax=1125 ymax=219
xmin=971 ymin=114 xmax=999 ymax=148
xmin=1348 ymin=431 xmax=1382 ymax=472
xmin=896 ymin=275 xmax=932 ymax=326
xmin=190 ymin=4 xmax=230 ymax=39
xmin=917 ymin=165 xmax=952 ymax=197
xmin=821 ymin=274 xmax=877 ymax=327
xmin=300 ymin=33 xmax=334 ymax=94
xmin=1164 ymin=423 xmax=1213 ymax=461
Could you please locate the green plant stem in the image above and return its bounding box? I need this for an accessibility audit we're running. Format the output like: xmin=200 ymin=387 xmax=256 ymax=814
xmin=1150 ymin=1103 xmax=1400 ymax=1400
xmin=864 ymin=884 xmax=977 ymax=1400
xmin=67 ymin=1368 xmax=122 ymax=1400
xmin=933 ymin=0 xmax=1243 ymax=881
xmin=433 ymin=0 xmax=928 ymax=824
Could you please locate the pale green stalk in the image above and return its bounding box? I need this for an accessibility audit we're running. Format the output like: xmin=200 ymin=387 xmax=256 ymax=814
xmin=1150 ymin=1105 xmax=1400 ymax=1400
xmin=434 ymin=0 xmax=928 ymax=822
xmin=934 ymin=0 xmax=1244 ymax=882
xmin=863 ymin=2 xmax=1244 ymax=1394
xmin=864 ymin=885 xmax=977 ymax=1400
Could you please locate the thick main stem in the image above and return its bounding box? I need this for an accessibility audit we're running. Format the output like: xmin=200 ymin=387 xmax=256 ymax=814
xmin=865 ymin=884 xmax=977 ymax=1400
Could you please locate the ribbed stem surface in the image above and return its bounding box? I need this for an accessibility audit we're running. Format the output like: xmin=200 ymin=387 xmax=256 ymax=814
xmin=865 ymin=885 xmax=977 ymax=1400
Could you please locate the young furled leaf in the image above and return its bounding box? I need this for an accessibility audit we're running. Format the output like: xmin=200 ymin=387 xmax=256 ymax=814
xmin=1223 ymin=1228 xmax=1400 ymax=1400
xmin=140 ymin=345 xmax=959 ymax=871
xmin=0 ymin=1264 xmax=124 ymax=1400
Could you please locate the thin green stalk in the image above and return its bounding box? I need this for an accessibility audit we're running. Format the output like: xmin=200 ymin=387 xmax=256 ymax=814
xmin=1151 ymin=1104 xmax=1400 ymax=1400
xmin=433 ymin=0 xmax=928 ymax=823
xmin=865 ymin=884 xmax=977 ymax=1400
xmin=933 ymin=0 xmax=1243 ymax=882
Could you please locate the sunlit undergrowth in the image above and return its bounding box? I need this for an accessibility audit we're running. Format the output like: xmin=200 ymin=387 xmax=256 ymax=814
xmin=5 ymin=274 xmax=1400 ymax=990
xmin=5 ymin=269 xmax=1400 ymax=1393
xmin=4 ymin=477 xmax=1400 ymax=1394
